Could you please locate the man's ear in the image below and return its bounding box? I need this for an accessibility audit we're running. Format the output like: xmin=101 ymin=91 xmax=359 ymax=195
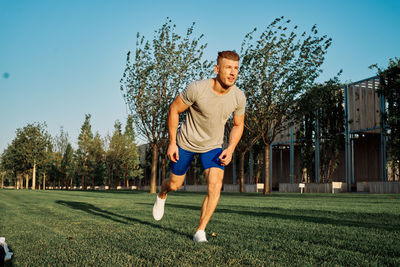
xmin=214 ymin=64 xmax=219 ymax=75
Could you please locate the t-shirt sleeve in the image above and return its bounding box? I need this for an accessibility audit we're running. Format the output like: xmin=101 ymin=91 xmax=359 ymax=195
xmin=180 ymin=82 xmax=197 ymax=106
xmin=234 ymin=92 xmax=246 ymax=116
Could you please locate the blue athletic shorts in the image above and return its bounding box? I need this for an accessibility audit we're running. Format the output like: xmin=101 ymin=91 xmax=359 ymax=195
xmin=170 ymin=146 xmax=224 ymax=175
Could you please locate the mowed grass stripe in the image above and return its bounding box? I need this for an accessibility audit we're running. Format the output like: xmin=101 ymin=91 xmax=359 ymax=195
xmin=0 ymin=190 xmax=399 ymax=266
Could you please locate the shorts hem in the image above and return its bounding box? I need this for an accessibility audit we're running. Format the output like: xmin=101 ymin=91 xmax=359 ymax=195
xmin=203 ymin=165 xmax=225 ymax=171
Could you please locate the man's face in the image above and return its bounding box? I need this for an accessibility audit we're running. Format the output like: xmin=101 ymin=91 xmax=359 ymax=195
xmin=215 ymin=58 xmax=239 ymax=88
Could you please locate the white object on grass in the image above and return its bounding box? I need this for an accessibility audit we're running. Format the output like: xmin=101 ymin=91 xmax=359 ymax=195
xmin=299 ymin=183 xmax=305 ymax=194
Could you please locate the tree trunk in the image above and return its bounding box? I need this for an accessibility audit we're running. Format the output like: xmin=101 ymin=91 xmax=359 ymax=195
xmin=43 ymin=172 xmax=46 ymax=190
xmin=32 ymin=160 xmax=36 ymax=190
xmin=389 ymin=161 xmax=394 ymax=181
xmin=25 ymin=173 xmax=29 ymax=189
xmin=161 ymin=156 xmax=166 ymax=184
xmin=82 ymin=159 xmax=87 ymax=190
xmin=327 ymin=158 xmax=333 ymax=183
xmin=239 ymin=152 xmax=245 ymax=193
xmin=263 ymin=144 xmax=271 ymax=195
xmin=150 ymin=143 xmax=158 ymax=194
xmin=18 ymin=173 xmax=22 ymax=189
xmin=0 ymin=173 xmax=3 ymax=189
xmin=249 ymin=149 xmax=254 ymax=184
xmin=256 ymin=158 xmax=262 ymax=184
xmin=16 ymin=174 xmax=20 ymax=189
xmin=108 ymin=168 xmax=111 ymax=188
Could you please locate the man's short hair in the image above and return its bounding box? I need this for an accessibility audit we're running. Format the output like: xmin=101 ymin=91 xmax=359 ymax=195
xmin=217 ymin=51 xmax=239 ymax=64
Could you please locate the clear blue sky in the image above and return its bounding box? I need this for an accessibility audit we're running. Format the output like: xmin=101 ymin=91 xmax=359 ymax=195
xmin=1 ymin=0 xmax=399 ymax=152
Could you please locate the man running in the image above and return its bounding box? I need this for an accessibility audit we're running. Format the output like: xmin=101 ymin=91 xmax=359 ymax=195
xmin=152 ymin=50 xmax=246 ymax=242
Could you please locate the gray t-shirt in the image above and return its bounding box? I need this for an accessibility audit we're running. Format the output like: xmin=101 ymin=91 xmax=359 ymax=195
xmin=177 ymin=79 xmax=246 ymax=153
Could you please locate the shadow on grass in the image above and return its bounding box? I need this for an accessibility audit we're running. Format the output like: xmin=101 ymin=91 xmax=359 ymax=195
xmin=55 ymin=200 xmax=191 ymax=239
xmin=159 ymin=203 xmax=400 ymax=232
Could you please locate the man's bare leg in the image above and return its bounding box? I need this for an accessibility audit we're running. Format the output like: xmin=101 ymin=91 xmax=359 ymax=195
xmin=158 ymin=173 xmax=186 ymax=199
xmin=196 ymin=167 xmax=224 ymax=231
xmin=153 ymin=172 xmax=186 ymax=221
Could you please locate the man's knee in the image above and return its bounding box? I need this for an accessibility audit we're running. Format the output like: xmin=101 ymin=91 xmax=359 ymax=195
xmin=206 ymin=168 xmax=224 ymax=192
xmin=169 ymin=182 xmax=180 ymax=192
xmin=208 ymin=180 xmax=222 ymax=195
xmin=167 ymin=174 xmax=185 ymax=191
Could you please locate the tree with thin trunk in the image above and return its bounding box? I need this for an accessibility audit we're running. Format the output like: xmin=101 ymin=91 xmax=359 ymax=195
xmin=122 ymin=115 xmax=142 ymax=187
xmin=51 ymin=127 xmax=71 ymax=189
xmin=0 ymin=171 xmax=5 ymax=189
xmin=225 ymin=118 xmax=261 ymax=192
xmin=11 ymin=122 xmax=51 ymax=190
xmin=240 ymin=17 xmax=332 ymax=194
xmin=87 ymin=133 xmax=106 ymax=188
xmin=120 ymin=19 xmax=211 ymax=193
xmin=105 ymin=117 xmax=142 ymax=188
xmin=61 ymin=143 xmax=74 ymax=189
xmin=39 ymin=144 xmax=54 ymax=190
xmin=105 ymin=121 xmax=124 ymax=188
xmin=76 ymin=114 xmax=94 ymax=190
xmin=0 ymin=146 xmax=22 ymax=189
xmin=54 ymin=127 xmax=70 ymax=156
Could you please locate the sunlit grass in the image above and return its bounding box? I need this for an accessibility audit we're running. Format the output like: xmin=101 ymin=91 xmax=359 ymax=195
xmin=0 ymin=190 xmax=399 ymax=266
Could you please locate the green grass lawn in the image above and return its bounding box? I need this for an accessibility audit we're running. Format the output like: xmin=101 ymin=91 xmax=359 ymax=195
xmin=0 ymin=189 xmax=399 ymax=266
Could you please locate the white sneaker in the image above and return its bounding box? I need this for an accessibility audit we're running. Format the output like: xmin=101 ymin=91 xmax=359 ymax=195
xmin=152 ymin=195 xmax=166 ymax=221
xmin=193 ymin=230 xmax=208 ymax=242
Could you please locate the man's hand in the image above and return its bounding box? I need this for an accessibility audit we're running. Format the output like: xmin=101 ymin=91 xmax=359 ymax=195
xmin=219 ymin=148 xmax=234 ymax=166
xmin=167 ymin=143 xmax=179 ymax=163
xmin=219 ymin=113 xmax=244 ymax=166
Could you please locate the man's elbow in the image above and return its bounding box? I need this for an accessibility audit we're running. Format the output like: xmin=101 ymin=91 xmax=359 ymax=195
xmin=168 ymin=104 xmax=180 ymax=117
xmin=233 ymin=123 xmax=244 ymax=132
xmin=234 ymin=118 xmax=245 ymax=129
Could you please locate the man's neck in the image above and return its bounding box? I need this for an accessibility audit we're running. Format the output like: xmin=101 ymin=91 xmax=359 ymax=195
xmin=211 ymin=78 xmax=232 ymax=95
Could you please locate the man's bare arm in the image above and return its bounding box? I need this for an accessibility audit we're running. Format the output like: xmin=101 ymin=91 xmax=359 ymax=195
xmin=219 ymin=113 xmax=245 ymax=166
xmin=167 ymin=95 xmax=189 ymax=162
